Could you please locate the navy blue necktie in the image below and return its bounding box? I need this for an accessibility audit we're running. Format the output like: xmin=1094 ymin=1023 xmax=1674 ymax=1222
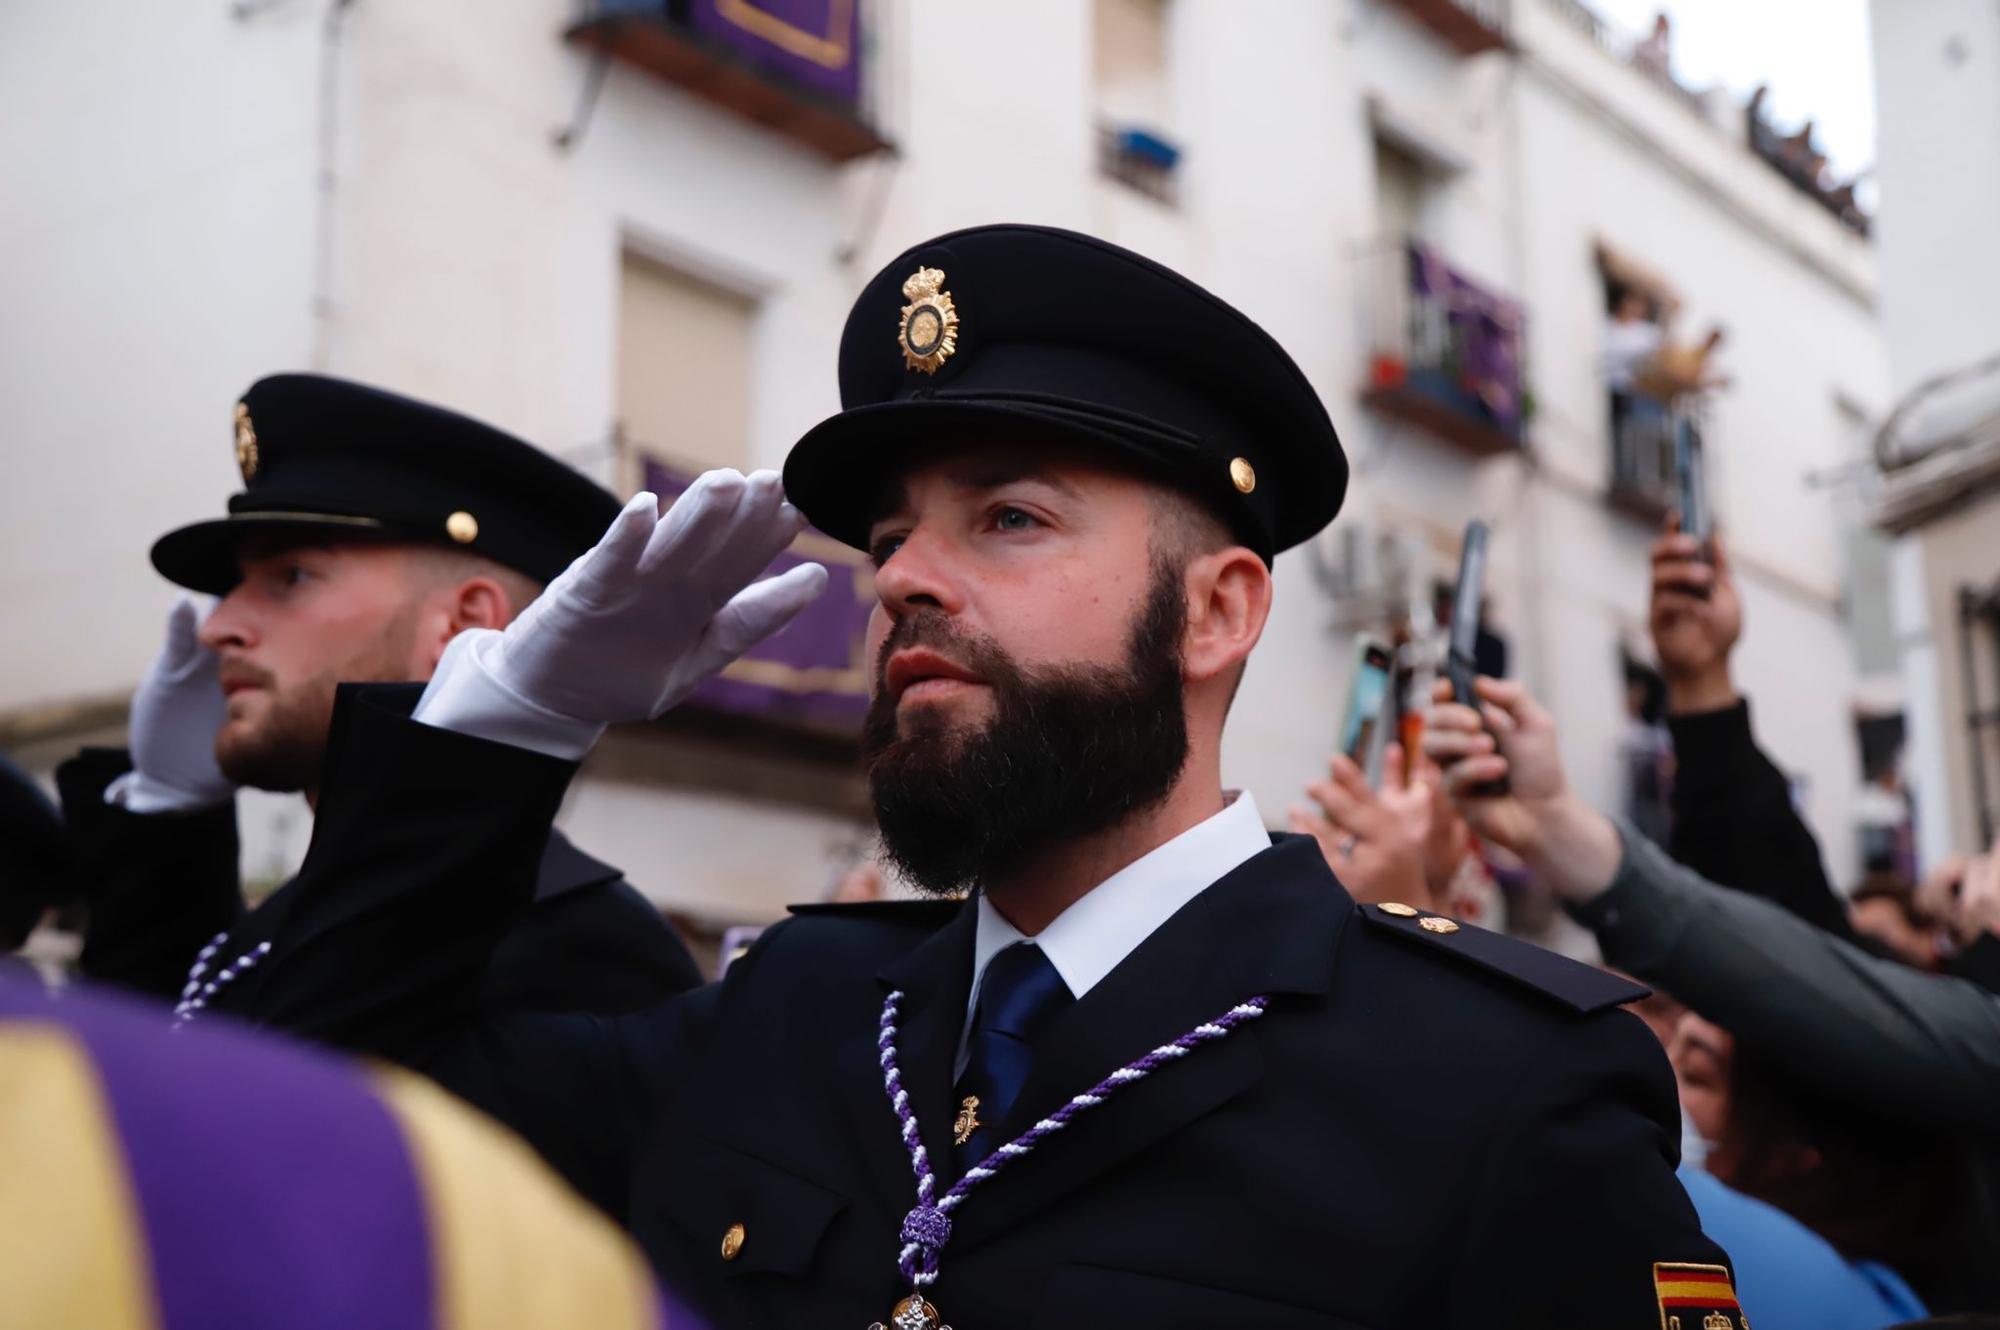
xmin=953 ymin=942 xmax=1074 ymax=1170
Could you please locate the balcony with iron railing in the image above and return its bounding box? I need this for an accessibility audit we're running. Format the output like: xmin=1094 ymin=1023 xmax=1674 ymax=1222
xmin=566 ymin=0 xmax=892 ymax=162
xmin=1360 ymin=237 xmax=1529 ymax=458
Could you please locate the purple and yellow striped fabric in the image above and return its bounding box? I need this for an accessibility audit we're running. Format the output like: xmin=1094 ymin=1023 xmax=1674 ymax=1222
xmin=0 ymin=976 xmax=699 ymax=1330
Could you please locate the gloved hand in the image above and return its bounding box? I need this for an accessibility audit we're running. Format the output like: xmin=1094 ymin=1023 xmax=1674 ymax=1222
xmin=482 ymin=470 xmax=828 ymax=725
xmin=117 ymin=594 xmax=235 ymax=810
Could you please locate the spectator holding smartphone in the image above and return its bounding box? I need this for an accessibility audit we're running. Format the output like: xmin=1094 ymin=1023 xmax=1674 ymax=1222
xmin=1649 ymin=517 xmax=1858 ymax=939
xmin=1290 ymin=742 xmax=1504 ymax=925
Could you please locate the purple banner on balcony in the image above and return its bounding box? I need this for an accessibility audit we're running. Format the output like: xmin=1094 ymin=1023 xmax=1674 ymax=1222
xmin=1409 ymin=242 xmax=1526 ymax=438
xmin=646 ymin=457 xmax=873 ymax=728
xmin=690 ymin=0 xmax=861 ymax=105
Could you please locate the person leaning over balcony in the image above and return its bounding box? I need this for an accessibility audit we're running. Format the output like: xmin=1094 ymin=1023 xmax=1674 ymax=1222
xmin=55 ymin=377 xmax=703 ymax=1042
xmin=188 ymin=224 xmax=1738 ymax=1330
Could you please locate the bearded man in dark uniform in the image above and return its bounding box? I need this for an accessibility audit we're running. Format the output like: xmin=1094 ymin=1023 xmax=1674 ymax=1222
xmin=197 ymin=228 xmax=1742 ymax=1329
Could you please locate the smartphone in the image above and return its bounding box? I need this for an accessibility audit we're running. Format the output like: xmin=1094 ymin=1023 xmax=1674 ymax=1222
xmin=1675 ymin=418 xmax=1713 ymax=594
xmin=1339 ymin=638 xmax=1395 ymax=784
xmin=1446 ymin=520 xmax=1508 ymax=795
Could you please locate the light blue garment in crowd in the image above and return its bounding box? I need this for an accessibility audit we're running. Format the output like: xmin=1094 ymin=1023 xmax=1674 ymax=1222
xmin=1679 ymin=1166 xmax=1927 ymax=1330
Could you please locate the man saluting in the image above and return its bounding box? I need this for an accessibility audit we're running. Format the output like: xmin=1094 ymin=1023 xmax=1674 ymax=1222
xmin=217 ymin=226 xmax=1740 ymax=1328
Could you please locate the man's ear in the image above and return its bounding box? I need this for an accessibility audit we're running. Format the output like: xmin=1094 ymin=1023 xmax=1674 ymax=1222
xmin=1181 ymin=546 xmax=1271 ymax=685
xmin=449 ymin=577 xmax=516 ymax=633
xmin=416 ymin=578 xmax=516 ymax=674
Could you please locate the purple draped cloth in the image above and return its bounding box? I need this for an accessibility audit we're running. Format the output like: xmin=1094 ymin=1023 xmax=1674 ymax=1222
xmin=1408 ymin=242 xmax=1526 ymax=436
xmin=689 ymin=0 xmax=862 ymax=105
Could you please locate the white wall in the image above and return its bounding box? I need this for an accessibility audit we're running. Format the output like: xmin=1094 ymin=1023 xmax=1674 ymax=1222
xmin=0 ymin=5 xmax=322 ymax=710
xmin=1870 ymin=0 xmax=2000 ymax=864
xmin=1870 ymin=0 xmax=2000 ymax=396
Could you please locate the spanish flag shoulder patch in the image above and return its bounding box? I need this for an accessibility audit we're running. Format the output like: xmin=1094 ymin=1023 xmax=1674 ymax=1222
xmin=1654 ymin=1262 xmax=1746 ymax=1330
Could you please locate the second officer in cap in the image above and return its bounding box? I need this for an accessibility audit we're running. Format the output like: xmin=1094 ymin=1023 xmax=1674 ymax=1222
xmin=195 ymin=228 xmax=1739 ymax=1327
xmin=57 ymin=375 xmax=702 ymax=1046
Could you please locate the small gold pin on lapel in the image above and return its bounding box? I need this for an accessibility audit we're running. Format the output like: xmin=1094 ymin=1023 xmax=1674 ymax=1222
xmin=952 ymin=1095 xmax=981 ymax=1146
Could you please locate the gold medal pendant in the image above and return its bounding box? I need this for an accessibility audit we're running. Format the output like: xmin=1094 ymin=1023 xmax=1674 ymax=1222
xmin=869 ymin=1291 xmax=951 ymax=1330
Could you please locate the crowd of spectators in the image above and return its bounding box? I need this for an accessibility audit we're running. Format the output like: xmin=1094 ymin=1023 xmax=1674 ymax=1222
xmin=1292 ymin=512 xmax=2000 ymax=1326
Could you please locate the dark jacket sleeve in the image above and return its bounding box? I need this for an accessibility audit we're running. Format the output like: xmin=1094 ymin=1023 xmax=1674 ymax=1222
xmin=1667 ymin=699 xmax=1859 ymax=943
xmin=212 ymin=683 xmax=575 ymax=1063
xmin=1575 ymin=824 xmax=2000 ymax=1137
xmin=428 ymin=981 xmax=726 ymax=1222
xmin=1947 ymin=933 xmax=2000 ymax=998
xmin=482 ymin=878 xmax=704 ymax=1015
xmin=56 ymin=747 xmax=245 ymax=1001
xmin=1447 ymin=1006 xmax=1739 ymax=1328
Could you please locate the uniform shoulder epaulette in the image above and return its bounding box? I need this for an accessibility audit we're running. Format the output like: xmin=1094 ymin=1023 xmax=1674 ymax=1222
xmin=786 ymin=898 xmax=962 ymax=925
xmin=1356 ymin=902 xmax=1647 ymax=1014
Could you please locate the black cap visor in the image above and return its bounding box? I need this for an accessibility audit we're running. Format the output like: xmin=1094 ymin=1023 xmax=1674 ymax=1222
xmin=783 ymin=397 xmax=1278 ymax=561
xmin=150 ymin=512 xmax=398 ymax=595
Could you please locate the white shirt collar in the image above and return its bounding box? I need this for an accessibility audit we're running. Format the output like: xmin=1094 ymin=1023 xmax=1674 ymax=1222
xmin=959 ymin=791 xmax=1270 ymax=1068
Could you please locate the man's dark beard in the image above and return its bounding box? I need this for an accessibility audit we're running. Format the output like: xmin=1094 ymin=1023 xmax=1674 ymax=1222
xmin=862 ymin=557 xmax=1191 ymax=897
xmin=214 ymin=670 xmax=341 ymax=792
xmin=214 ymin=614 xmax=419 ymax=793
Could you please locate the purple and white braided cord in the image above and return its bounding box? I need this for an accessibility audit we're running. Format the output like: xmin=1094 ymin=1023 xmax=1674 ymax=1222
xmin=878 ymin=988 xmax=1269 ymax=1288
xmin=171 ymin=931 xmax=271 ymax=1029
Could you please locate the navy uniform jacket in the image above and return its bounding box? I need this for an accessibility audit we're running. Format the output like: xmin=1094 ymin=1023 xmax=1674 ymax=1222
xmin=211 ymin=688 xmax=1738 ymax=1329
xmin=55 ymin=735 xmax=700 ymax=1032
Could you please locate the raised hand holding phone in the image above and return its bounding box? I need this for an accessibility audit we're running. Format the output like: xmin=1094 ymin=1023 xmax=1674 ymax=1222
xmin=1288 ymin=743 xmax=1437 ymax=909
xmin=1649 ymin=514 xmax=1741 ymax=715
xmin=1422 ymin=676 xmax=1624 ymax=903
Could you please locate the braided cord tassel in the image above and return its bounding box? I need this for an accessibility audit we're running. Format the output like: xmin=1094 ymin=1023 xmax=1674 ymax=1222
xmin=939 ymin=997 xmax=1269 ymax=1204
xmin=880 ymin=991 xmax=945 ymax=1285
xmin=876 ymin=988 xmax=1270 ymax=1289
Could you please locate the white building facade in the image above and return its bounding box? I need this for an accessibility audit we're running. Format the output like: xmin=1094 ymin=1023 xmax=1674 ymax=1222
xmin=1 ymin=0 xmax=1887 ymax=947
xmin=1867 ymin=0 xmax=2000 ymax=871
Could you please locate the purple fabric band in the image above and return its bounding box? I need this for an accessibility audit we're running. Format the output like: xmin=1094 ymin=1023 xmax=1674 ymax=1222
xmin=2 ymin=980 xmax=434 ymax=1330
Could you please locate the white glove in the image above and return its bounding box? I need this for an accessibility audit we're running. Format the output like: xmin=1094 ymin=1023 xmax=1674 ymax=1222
xmin=110 ymin=594 xmax=236 ymax=812
xmin=434 ymin=470 xmax=827 ymax=746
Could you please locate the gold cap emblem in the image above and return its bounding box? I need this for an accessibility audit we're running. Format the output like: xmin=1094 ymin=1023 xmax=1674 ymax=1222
xmin=445 ymin=510 xmax=479 ymax=544
xmin=1229 ymin=457 xmax=1256 ymax=494
xmin=1378 ymin=902 xmax=1419 ymax=917
xmin=234 ymin=402 xmax=259 ymax=482
xmin=898 ymin=267 xmax=960 ymax=374
xmin=719 ymin=1222 xmax=745 ymax=1261
xmin=1419 ymin=916 xmax=1460 ymax=935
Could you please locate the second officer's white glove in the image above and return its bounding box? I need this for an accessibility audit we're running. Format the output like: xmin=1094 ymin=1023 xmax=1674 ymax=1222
xmin=109 ymin=594 xmax=237 ymax=812
xmin=416 ymin=469 xmax=828 ymax=758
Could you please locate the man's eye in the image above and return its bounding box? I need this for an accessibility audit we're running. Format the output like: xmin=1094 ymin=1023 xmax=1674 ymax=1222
xmin=279 ymin=564 xmax=311 ymax=588
xmin=994 ymin=507 xmax=1039 ymax=532
xmin=869 ymin=534 xmax=906 ymax=568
